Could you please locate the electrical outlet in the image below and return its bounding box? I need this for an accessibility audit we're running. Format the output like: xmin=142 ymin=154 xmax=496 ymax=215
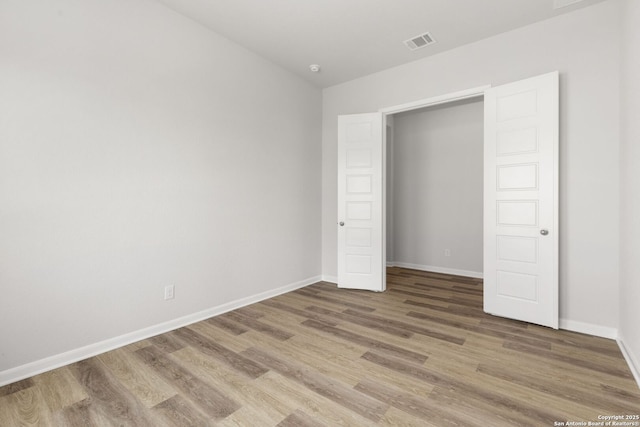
xmin=164 ymin=285 xmax=175 ymax=300
xmin=444 ymin=249 xmax=451 ymax=257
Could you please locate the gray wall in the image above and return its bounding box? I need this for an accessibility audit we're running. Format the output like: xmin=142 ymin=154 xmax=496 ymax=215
xmin=385 ymin=119 xmax=395 ymax=264
xmin=620 ymin=0 xmax=640 ymax=381
xmin=0 ymin=0 xmax=322 ymax=375
xmin=390 ymin=100 xmax=483 ymax=276
xmin=322 ymin=1 xmax=621 ymax=333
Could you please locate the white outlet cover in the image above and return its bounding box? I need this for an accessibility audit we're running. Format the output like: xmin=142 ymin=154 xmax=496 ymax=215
xmin=164 ymin=285 xmax=175 ymax=300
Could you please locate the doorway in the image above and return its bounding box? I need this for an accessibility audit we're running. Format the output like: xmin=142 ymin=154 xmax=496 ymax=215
xmin=385 ymin=98 xmax=484 ymax=279
xmin=337 ymin=72 xmax=559 ymax=328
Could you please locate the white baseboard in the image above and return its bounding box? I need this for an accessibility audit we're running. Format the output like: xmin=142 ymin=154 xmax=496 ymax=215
xmin=0 ymin=275 xmax=321 ymax=387
xmin=321 ymin=275 xmax=338 ymax=284
xmin=390 ymin=261 xmax=483 ymax=279
xmin=617 ymin=336 xmax=640 ymax=390
xmin=559 ymin=318 xmax=618 ymax=340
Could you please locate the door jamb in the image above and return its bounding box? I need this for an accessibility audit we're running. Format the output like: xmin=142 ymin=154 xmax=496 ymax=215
xmin=377 ymin=85 xmax=490 ymax=290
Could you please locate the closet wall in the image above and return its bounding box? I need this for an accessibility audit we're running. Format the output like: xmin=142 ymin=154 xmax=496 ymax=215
xmin=389 ymin=99 xmax=483 ymax=277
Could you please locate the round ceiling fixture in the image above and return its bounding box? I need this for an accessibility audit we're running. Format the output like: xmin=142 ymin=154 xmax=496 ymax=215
xmin=309 ymin=64 xmax=321 ymax=73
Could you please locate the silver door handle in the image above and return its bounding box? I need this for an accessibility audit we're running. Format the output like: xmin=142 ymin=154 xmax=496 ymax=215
xmin=339 ymin=222 xmax=345 ymax=226
xmin=540 ymin=229 xmax=549 ymax=236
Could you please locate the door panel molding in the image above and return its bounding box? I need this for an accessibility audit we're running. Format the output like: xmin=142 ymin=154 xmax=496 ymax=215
xmin=337 ymin=113 xmax=384 ymax=291
xmin=484 ymin=71 xmax=559 ymax=329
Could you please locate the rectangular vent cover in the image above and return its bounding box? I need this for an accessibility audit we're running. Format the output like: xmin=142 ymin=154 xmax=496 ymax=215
xmin=404 ymin=32 xmax=436 ymax=51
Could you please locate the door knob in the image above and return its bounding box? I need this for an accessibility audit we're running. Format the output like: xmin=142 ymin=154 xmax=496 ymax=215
xmin=540 ymin=229 xmax=549 ymax=236
xmin=339 ymin=222 xmax=345 ymax=226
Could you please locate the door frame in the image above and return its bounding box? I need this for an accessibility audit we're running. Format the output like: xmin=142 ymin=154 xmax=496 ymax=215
xmin=377 ymin=85 xmax=490 ymax=290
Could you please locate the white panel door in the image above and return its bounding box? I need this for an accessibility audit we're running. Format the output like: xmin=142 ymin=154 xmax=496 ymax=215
xmin=484 ymin=71 xmax=559 ymax=328
xmin=338 ymin=113 xmax=384 ymax=291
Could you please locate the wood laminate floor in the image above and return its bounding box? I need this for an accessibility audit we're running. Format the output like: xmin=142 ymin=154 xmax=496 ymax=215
xmin=1 ymin=267 xmax=639 ymax=426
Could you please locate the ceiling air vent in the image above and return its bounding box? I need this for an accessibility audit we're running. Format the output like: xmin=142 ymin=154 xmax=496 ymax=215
xmin=404 ymin=32 xmax=436 ymax=51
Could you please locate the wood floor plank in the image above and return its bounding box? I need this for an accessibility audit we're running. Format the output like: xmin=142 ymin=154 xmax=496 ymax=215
xmin=301 ymin=319 xmax=428 ymax=364
xmin=354 ymin=377 xmax=482 ymax=427
xmin=277 ymin=409 xmax=326 ymax=427
xmin=427 ymin=385 xmax=538 ymax=427
xmin=0 ymin=378 xmax=34 ymax=397
xmin=341 ymin=307 xmax=466 ymax=345
xmin=389 ymin=287 xmax=478 ymax=308
xmin=247 ymin=318 xmax=435 ymax=395
xmin=462 ymin=333 xmax=640 ymax=391
xmin=422 ymin=347 xmax=632 ymax=422
xmin=456 ymin=363 xmax=619 ymax=422
xmin=172 ymin=326 xmax=268 ymax=379
xmin=172 ymin=347 xmax=291 ymax=425
xmin=204 ymin=316 xmax=249 ymax=336
xmin=599 ymin=383 xmax=640 ymax=406
xmin=206 ymin=305 xmax=369 ymax=365
xmin=237 ymin=329 xmax=365 ymax=387
xmin=187 ymin=320 xmax=253 ymax=354
xmin=412 ymin=279 xmax=483 ymax=296
xmin=135 ymin=345 xmax=240 ymax=420
xmin=32 ymin=367 xmax=88 ymax=412
xmin=68 ymin=358 xmax=157 ymax=427
xmin=233 ymin=306 xmax=265 ymax=319
xmin=294 ymin=288 xmax=377 ymax=312
xmin=241 ymin=346 xmax=389 ymax=422
xmin=405 ymin=309 xmax=555 ymax=348
xmin=476 ymin=363 xmax=640 ymax=414
xmin=258 ymin=298 xmax=340 ymax=327
xmin=53 ymin=398 xmax=95 ymax=427
xmin=329 ymin=311 xmax=470 ymax=360
xmin=224 ymin=311 xmax=293 ymax=341
xmin=305 ymin=305 xmax=414 ymax=338
xmin=310 ymin=284 xmax=402 ymax=309
xmin=97 ymin=348 xmax=176 ymax=408
xmin=377 ymin=406 xmax=443 ymax=427
xmin=4 ymin=386 xmax=54 ymax=426
xmin=2 ymin=267 xmax=639 ymax=426
xmin=216 ymin=406 xmax=280 ymax=427
xmin=305 ymin=282 xmax=374 ymax=300
xmin=152 ymin=395 xmax=212 ymax=427
xmin=527 ymin=322 xmax=621 ymax=348
xmin=503 ymin=340 xmax=634 ymax=379
xmin=264 ymin=293 xmax=345 ymax=325
xmin=0 ymin=395 xmax=17 ymax=427
xmin=148 ymin=333 xmax=185 ymax=354
xmin=361 ymin=351 xmax=567 ymax=425
xmin=255 ymin=370 xmax=377 ymax=426
xmin=532 ymin=330 xmax=623 ymax=358
xmin=549 ymin=339 xmax=633 ymax=368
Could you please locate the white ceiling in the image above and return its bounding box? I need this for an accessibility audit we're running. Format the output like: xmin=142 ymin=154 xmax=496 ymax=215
xmin=156 ymin=0 xmax=606 ymax=88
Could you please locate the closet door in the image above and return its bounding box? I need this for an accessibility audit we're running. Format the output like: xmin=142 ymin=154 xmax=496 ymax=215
xmin=337 ymin=113 xmax=385 ymax=292
xmin=484 ymin=71 xmax=559 ymax=328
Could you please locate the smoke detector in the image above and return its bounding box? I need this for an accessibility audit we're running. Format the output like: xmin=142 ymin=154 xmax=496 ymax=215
xmin=309 ymin=64 xmax=321 ymax=73
xmin=404 ymin=32 xmax=436 ymax=51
